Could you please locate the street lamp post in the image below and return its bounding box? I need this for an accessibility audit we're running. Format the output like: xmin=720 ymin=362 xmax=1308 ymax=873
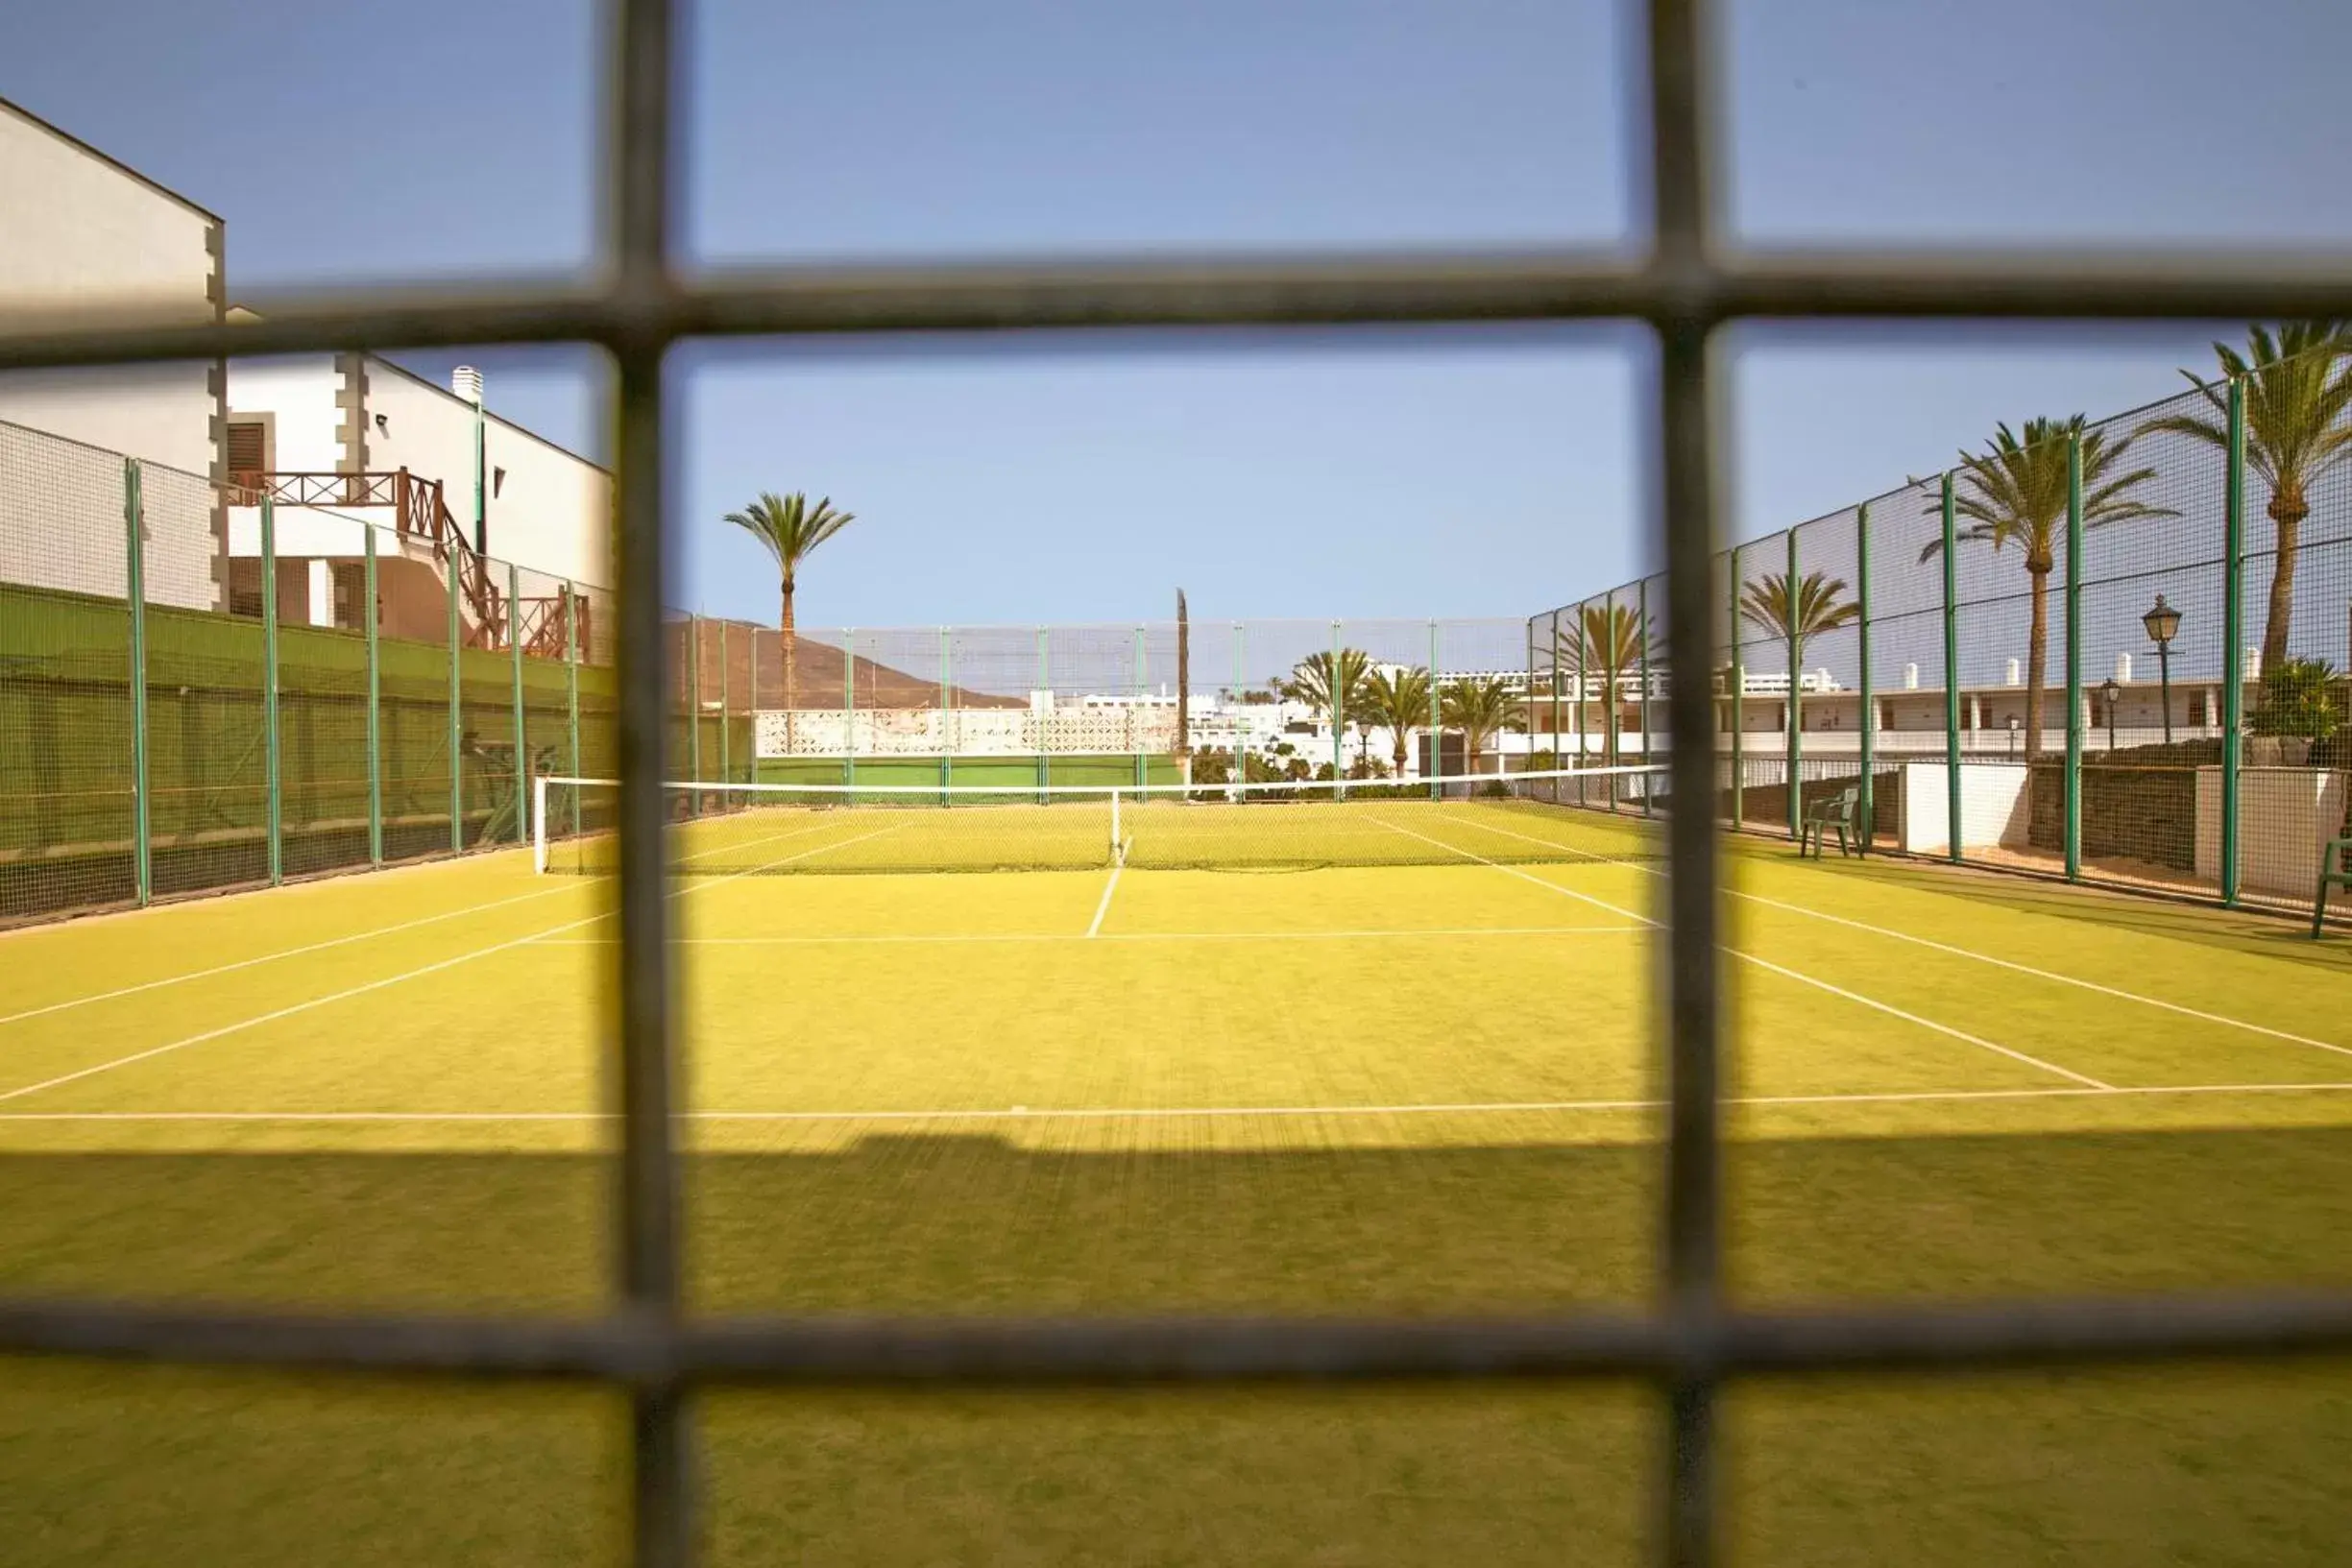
xmin=2143 ymin=593 xmax=2183 ymax=745
xmin=2100 ymin=676 xmax=2121 ymax=752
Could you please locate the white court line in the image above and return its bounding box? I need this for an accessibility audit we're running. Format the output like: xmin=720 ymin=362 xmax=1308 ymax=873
xmin=0 ymin=814 xmax=849 ymax=1030
xmin=1085 ymin=859 xmax=1125 ymax=939
xmin=1370 ymin=814 xmax=2112 ymax=1090
xmin=1458 ymin=813 xmax=2352 ymax=1064
xmin=4 ymin=1079 xmax=2349 ymax=1123
xmin=0 ymin=824 xmax=900 ymax=1107
xmin=529 ymin=926 xmax=1649 ymax=947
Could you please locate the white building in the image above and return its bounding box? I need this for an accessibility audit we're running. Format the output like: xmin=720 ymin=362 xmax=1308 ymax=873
xmin=223 ymin=355 xmax=613 ymax=648
xmin=0 ymin=94 xmax=226 ymax=609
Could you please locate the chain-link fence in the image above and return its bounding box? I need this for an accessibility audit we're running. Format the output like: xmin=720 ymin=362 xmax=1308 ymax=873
xmin=1534 ymin=339 xmax=2352 ymax=920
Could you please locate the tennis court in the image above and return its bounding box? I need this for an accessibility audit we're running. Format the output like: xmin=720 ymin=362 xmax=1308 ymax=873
xmin=5 ymin=780 xmax=2352 ymax=1563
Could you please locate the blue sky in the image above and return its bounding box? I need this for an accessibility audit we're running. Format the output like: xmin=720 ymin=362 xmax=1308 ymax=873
xmin=11 ymin=0 xmax=2351 ymax=627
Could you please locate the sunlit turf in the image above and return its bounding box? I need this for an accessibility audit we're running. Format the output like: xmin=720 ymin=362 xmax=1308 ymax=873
xmin=3 ymin=818 xmax=2352 ymax=1565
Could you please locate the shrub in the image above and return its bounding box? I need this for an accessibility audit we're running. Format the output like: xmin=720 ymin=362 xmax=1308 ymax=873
xmin=2251 ymin=657 xmax=2340 ymax=740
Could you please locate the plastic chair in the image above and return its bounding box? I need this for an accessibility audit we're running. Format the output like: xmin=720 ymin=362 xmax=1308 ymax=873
xmin=1800 ymin=785 xmax=1860 ymax=860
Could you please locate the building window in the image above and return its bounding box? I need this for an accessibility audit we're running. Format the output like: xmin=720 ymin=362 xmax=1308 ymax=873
xmin=227 ymin=419 xmax=269 ymax=493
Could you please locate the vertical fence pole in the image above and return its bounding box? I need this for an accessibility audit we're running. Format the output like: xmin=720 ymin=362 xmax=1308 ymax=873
xmin=688 ymin=615 xmax=704 ymax=808
xmin=842 ymin=628 xmax=857 ymax=793
xmin=1729 ymin=546 xmax=1743 ymax=832
xmin=716 ymin=621 xmax=730 ymax=786
xmin=1639 ymin=578 xmax=1654 ymax=816
xmin=2064 ymin=434 xmax=2085 ymax=882
xmin=1855 ymin=505 xmax=1874 ymax=854
xmin=1135 ymin=624 xmax=1148 ymax=788
xmin=1036 ymin=627 xmax=1050 ymax=801
xmin=261 ymin=495 xmax=282 ymax=886
xmin=564 ymin=582 xmax=580 ymax=835
xmin=1784 ymin=528 xmax=1801 ymax=840
xmin=938 ymin=627 xmax=953 ymax=801
xmin=364 ymin=523 xmax=383 ymax=868
xmin=447 ymin=534 xmax=463 ymax=855
xmin=1235 ymin=621 xmax=1248 ymax=792
xmin=124 ymin=460 xmax=152 ymax=907
xmin=1427 ymin=619 xmax=1442 ymax=799
xmin=2221 ymin=375 xmax=2246 ymax=906
xmin=1330 ymin=619 xmax=1345 ymax=791
xmin=1573 ymin=606 xmax=1588 ymax=807
xmin=1607 ymin=590 xmax=1620 ymax=811
xmin=1941 ymin=471 xmax=1963 ymax=863
xmin=1550 ymin=609 xmax=1564 ymax=801
xmin=509 ymin=562 xmax=527 ymax=844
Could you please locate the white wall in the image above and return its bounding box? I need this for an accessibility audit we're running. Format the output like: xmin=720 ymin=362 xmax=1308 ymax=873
xmin=226 ymin=356 xmax=344 ymax=472
xmin=1900 ymin=761 xmax=2031 ymax=856
xmin=2194 ymin=767 xmax=2346 ymax=901
xmin=0 ymin=100 xmax=222 ymax=606
xmin=360 ymin=358 xmax=612 ymax=589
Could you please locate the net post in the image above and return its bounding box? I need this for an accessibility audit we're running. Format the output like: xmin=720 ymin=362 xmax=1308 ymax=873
xmin=2221 ymin=375 xmax=2246 ymax=905
xmin=1784 ymin=526 xmax=1800 ymax=840
xmin=365 ymin=523 xmax=383 ymax=868
xmin=260 ymin=494 xmax=283 ymax=887
xmin=1729 ymin=542 xmax=1743 ymax=833
xmin=1855 ymin=504 xmax=1874 ymax=854
xmin=843 ymin=627 xmax=857 ymax=795
xmin=531 ymin=773 xmax=549 ymax=874
xmin=446 ymin=516 xmax=463 ymax=855
xmin=1941 ymin=470 xmax=1963 ymax=863
xmin=1639 ymin=577 xmax=1654 ymax=817
xmin=2063 ymin=432 xmax=2085 ymax=882
xmin=938 ymin=626 xmax=952 ymax=803
xmin=124 ymin=459 xmax=152 ymax=908
xmin=564 ymin=580 xmax=581 ymax=836
xmin=510 ymin=560 xmax=527 ymax=844
xmin=1426 ymin=618 xmax=1441 ymax=801
xmin=1036 ymin=627 xmax=1049 ymax=803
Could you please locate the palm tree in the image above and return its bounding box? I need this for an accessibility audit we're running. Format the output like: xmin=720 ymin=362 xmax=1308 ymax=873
xmin=2140 ymin=323 xmax=2352 ymax=672
xmin=1560 ymin=602 xmax=1648 ymax=765
xmin=1738 ymin=569 xmax=1858 ymax=675
xmin=1279 ymin=647 xmax=1374 ymax=733
xmin=1356 ymin=665 xmax=1434 ymax=778
xmin=1921 ymin=417 xmax=2173 ymax=760
xmin=721 ymin=491 xmax=856 ymax=749
xmin=1441 ymin=675 xmax=1521 ymax=778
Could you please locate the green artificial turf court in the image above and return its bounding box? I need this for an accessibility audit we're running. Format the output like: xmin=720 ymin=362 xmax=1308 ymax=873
xmin=4 ymin=798 xmax=2352 ymax=1565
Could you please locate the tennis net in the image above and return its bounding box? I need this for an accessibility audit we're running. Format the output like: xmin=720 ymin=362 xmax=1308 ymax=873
xmin=533 ymin=765 xmax=1669 ymax=876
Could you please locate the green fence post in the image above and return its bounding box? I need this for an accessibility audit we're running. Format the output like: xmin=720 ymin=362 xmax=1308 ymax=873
xmin=1941 ymin=470 xmax=1962 ymax=863
xmin=1606 ymin=589 xmax=1620 ymax=812
xmin=1330 ymin=619 xmax=1345 ymax=791
xmin=123 ymin=460 xmax=152 ymax=907
xmin=1729 ymin=543 xmax=1744 ymax=833
xmin=364 ymin=524 xmax=382 ymax=868
xmin=508 ymin=562 xmax=527 ymax=843
xmin=1855 ymin=505 xmax=1874 ymax=854
xmin=1550 ymin=609 xmax=1564 ymax=801
xmin=1234 ymin=620 xmax=1248 ymax=791
xmin=564 ymin=582 xmax=580 ymax=834
xmin=1638 ymin=578 xmax=1653 ymax=816
xmin=2064 ymin=434 xmax=2085 ymax=882
xmin=1785 ymin=528 xmax=1802 ymax=839
xmin=717 ymin=620 xmax=730 ymax=786
xmin=447 ymin=539 xmax=463 ymax=854
xmin=689 ymin=615 xmax=704 ymax=807
xmin=842 ymin=627 xmax=856 ymax=793
xmin=261 ymin=495 xmax=282 ymax=886
xmin=2221 ymin=375 xmax=2246 ymax=906
xmin=1572 ymin=606 xmax=1588 ymax=806
xmin=1036 ymin=627 xmax=1050 ymax=801
xmin=1427 ymin=619 xmax=1442 ymax=799
xmin=939 ymin=627 xmax=953 ymax=802
xmin=1135 ymin=624 xmax=1148 ymax=788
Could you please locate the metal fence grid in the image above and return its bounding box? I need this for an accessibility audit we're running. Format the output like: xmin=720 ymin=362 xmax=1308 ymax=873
xmin=8 ymin=1 xmax=2352 ymax=1564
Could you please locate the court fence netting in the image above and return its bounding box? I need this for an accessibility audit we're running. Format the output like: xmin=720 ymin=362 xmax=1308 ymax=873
xmin=1531 ymin=333 xmax=2352 ymax=920
xmin=534 ymin=763 xmax=1670 ymax=877
xmin=7 ymin=2 xmax=2352 ymax=1565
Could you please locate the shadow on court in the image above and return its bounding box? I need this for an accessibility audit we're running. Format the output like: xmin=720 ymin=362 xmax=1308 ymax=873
xmin=1 ymin=1125 xmax=2350 ymax=1564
